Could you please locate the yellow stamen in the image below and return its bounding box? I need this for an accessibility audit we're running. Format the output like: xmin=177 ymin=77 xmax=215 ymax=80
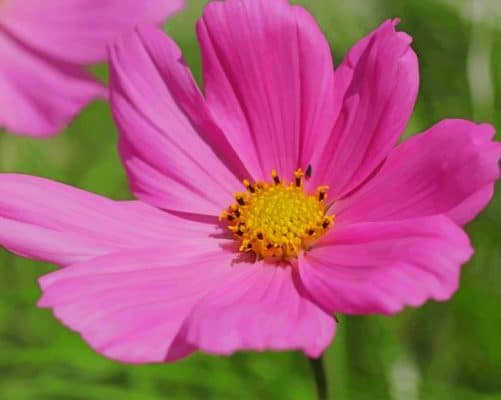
xmin=316 ymin=185 xmax=329 ymax=202
xmin=220 ymin=169 xmax=335 ymax=260
xmin=271 ymin=169 xmax=280 ymax=185
xmin=242 ymin=179 xmax=255 ymax=193
xmin=294 ymin=168 xmax=304 ymax=187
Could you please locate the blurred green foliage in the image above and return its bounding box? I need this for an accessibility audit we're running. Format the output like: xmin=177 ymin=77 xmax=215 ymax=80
xmin=0 ymin=0 xmax=500 ymax=399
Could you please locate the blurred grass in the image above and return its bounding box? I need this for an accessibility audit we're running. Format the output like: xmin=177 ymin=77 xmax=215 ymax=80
xmin=0 ymin=0 xmax=500 ymax=399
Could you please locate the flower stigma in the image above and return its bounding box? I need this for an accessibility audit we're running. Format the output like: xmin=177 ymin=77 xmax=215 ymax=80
xmin=219 ymin=169 xmax=334 ymax=260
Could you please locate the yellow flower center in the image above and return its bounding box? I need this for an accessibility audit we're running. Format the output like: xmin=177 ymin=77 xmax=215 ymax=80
xmin=220 ymin=169 xmax=334 ymax=260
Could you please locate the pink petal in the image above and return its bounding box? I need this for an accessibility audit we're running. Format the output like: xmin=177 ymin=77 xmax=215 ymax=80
xmin=178 ymin=262 xmax=336 ymax=358
xmin=0 ymin=174 xmax=218 ymax=266
xmin=334 ymin=119 xmax=501 ymax=225
xmin=447 ymin=185 xmax=494 ymax=226
xmin=0 ymin=0 xmax=184 ymax=63
xmin=0 ymin=32 xmax=104 ymax=136
xmin=299 ymin=216 xmax=473 ymax=315
xmin=308 ymin=20 xmax=419 ymax=198
xmin=110 ymin=26 xmax=247 ymax=216
xmin=197 ymin=0 xmax=336 ymax=179
xmin=38 ymin=244 xmax=236 ymax=364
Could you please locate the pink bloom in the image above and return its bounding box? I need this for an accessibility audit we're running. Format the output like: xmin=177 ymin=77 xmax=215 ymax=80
xmin=1 ymin=0 xmax=499 ymax=363
xmin=0 ymin=0 xmax=183 ymax=136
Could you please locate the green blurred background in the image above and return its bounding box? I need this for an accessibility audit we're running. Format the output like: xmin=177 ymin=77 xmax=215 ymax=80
xmin=1 ymin=0 xmax=500 ymax=399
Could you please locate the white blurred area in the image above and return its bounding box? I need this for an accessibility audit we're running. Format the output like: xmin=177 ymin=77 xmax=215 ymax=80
xmin=390 ymin=355 xmax=420 ymax=400
xmin=463 ymin=0 xmax=495 ymax=121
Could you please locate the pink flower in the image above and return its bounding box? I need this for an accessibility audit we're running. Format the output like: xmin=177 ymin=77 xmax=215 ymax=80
xmin=1 ymin=0 xmax=499 ymax=363
xmin=0 ymin=0 xmax=183 ymax=136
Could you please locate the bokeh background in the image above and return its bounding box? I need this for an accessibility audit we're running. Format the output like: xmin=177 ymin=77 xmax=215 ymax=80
xmin=1 ymin=0 xmax=500 ymax=399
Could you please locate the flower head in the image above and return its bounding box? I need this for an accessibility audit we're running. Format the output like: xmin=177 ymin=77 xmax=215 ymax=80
xmin=0 ymin=0 xmax=184 ymax=136
xmin=220 ymin=169 xmax=334 ymax=258
xmin=0 ymin=0 xmax=499 ymax=363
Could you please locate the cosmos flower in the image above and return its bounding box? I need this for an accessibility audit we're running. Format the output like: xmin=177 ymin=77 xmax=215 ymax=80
xmin=0 ymin=0 xmax=183 ymax=136
xmin=0 ymin=0 xmax=499 ymax=363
